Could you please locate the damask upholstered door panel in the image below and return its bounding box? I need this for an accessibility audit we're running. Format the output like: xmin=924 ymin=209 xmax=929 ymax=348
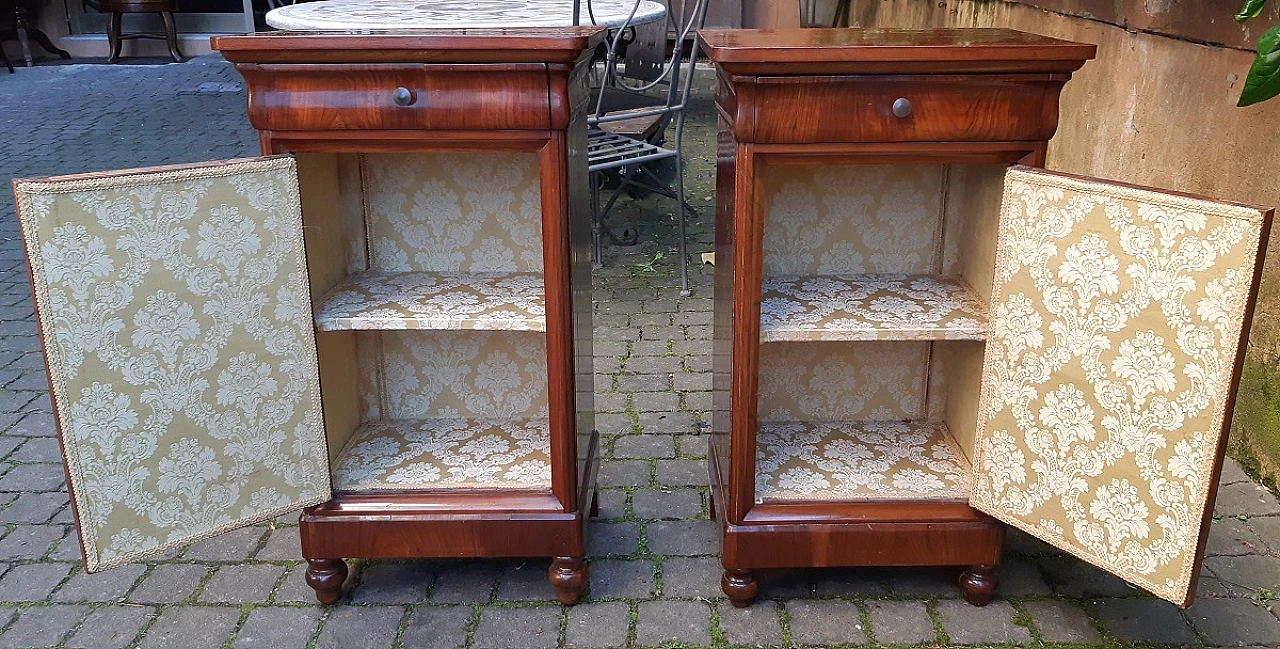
xmin=970 ymin=166 xmax=1272 ymax=605
xmin=14 ymin=157 xmax=331 ymax=572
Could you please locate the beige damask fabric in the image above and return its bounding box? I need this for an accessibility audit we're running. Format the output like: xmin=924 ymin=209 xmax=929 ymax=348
xmin=314 ymin=271 xmax=545 ymax=332
xmin=14 ymin=158 xmax=330 ymax=571
xmin=361 ymin=153 xmax=544 ymax=274
xmin=971 ymin=167 xmax=1269 ymax=605
xmin=762 ymin=164 xmax=946 ymax=276
xmin=757 ymin=420 xmax=971 ymax=502
xmin=760 ymin=274 xmax=987 ymax=342
xmin=331 ymin=418 xmax=551 ymax=491
xmin=758 ymin=342 xmax=929 ymax=421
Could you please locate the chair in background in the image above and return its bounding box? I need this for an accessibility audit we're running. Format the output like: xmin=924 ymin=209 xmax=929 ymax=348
xmin=579 ymin=0 xmax=710 ymax=297
xmin=97 ymin=0 xmax=182 ymax=63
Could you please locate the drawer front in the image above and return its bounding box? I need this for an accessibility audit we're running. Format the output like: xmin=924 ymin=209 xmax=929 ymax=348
xmin=750 ymin=76 xmax=1060 ymax=144
xmin=240 ymin=64 xmax=552 ymax=132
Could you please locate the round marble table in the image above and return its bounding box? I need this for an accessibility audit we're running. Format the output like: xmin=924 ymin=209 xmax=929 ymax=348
xmin=266 ymin=0 xmax=666 ymax=31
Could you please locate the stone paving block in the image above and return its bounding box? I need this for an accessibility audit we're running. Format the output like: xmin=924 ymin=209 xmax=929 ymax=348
xmin=632 ymin=489 xmax=701 ymax=520
xmin=636 ymin=600 xmax=711 ymax=647
xmin=786 ymin=599 xmax=867 ymax=646
xmin=936 ymin=600 xmax=1033 ymax=644
xmin=0 ymin=562 xmax=72 ymax=601
xmin=565 ymin=602 xmax=630 ymax=648
xmin=596 ymin=413 xmax=636 ymax=435
xmin=431 ymin=562 xmax=500 ymax=604
xmin=138 ymin=606 xmax=240 ymax=649
xmin=255 ymin=525 xmax=302 ymax=560
xmin=717 ymin=601 xmax=783 ymax=647
xmin=314 ymin=606 xmax=404 ymax=649
xmin=1040 ymin=555 xmax=1141 ymax=597
xmin=66 ymin=604 xmax=155 ymax=649
xmin=867 ymin=600 xmax=936 ymax=644
xmin=654 ymin=459 xmax=705 ymax=486
xmin=1209 ymin=517 xmax=1269 ymax=556
xmin=1023 ymin=599 xmax=1102 ymax=643
xmin=613 ymin=435 xmax=674 ymax=459
xmin=1094 ymin=598 xmax=1200 ymax=644
xmin=672 ymin=372 xmax=710 ymax=392
xmin=1221 ymin=458 xmax=1252 ymax=485
xmin=232 ymin=606 xmax=323 ymax=649
xmin=637 ymin=411 xmax=694 ymax=434
xmin=0 ymin=463 xmax=65 ymax=491
xmin=594 ymin=489 xmax=628 ymax=519
xmin=597 ymin=460 xmax=651 ymax=488
xmin=199 ymin=564 xmax=284 ymax=604
xmin=473 ymin=606 xmax=561 ymax=649
xmin=352 ymin=561 xmax=435 ymax=604
xmin=1000 ymin=556 xmax=1053 ymax=596
xmin=680 ymin=391 xmax=713 ymax=413
xmin=8 ymin=436 xmax=60 ymax=463
xmin=644 ymin=520 xmax=718 ymax=556
xmin=594 ymin=391 xmax=628 ymax=413
xmin=813 ymin=567 xmax=889 ymax=597
xmin=129 ymin=564 xmax=211 ymax=604
xmin=0 ymin=604 xmax=89 ymax=649
xmin=660 ymin=556 xmax=722 ymax=599
xmin=1205 ymin=555 xmax=1280 ymax=596
xmin=0 ymin=491 xmax=67 ymax=523
xmin=1247 ymin=515 xmax=1280 ymax=553
xmin=48 ymin=529 xmax=84 ymax=561
xmin=1215 ymin=481 xmax=1280 ymax=517
xmin=615 ymin=374 xmax=670 ymax=393
xmin=889 ymin=566 xmax=963 ymax=598
xmin=587 ymin=522 xmax=641 ymax=558
xmin=587 ymin=559 xmax=655 ymax=600
xmin=401 ymin=605 xmax=473 ymax=649
xmin=494 ymin=560 xmax=557 ymax=602
xmin=0 ymin=438 xmax=20 ymax=461
xmin=1186 ymin=598 xmax=1280 ymax=646
xmin=53 ymin=563 xmax=145 ymax=602
xmin=272 ymin=565 xmax=317 ymax=604
xmin=182 ymin=526 xmax=266 ymax=561
xmin=0 ymin=523 xmax=65 ymax=559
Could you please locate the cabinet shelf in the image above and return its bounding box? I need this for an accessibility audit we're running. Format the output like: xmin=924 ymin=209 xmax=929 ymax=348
xmin=331 ymin=417 xmax=552 ymax=492
xmin=755 ymin=420 xmax=971 ymax=503
xmin=314 ymin=271 xmax=545 ymax=332
xmin=759 ymin=274 xmax=986 ymax=342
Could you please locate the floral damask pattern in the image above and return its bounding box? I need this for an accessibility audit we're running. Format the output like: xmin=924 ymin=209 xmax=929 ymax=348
xmin=760 ymin=274 xmax=987 ymax=342
xmin=314 ymin=271 xmax=545 ymax=332
xmin=361 ymin=153 xmax=544 ymax=274
xmin=758 ymin=342 xmax=928 ymax=421
xmin=756 ymin=420 xmax=971 ymax=502
xmin=762 ymin=165 xmax=946 ymax=276
xmin=331 ymin=418 xmax=551 ymax=491
xmin=970 ymin=167 xmax=1269 ymax=604
xmin=15 ymin=158 xmax=330 ymax=571
xmin=361 ymin=331 xmax=550 ymax=421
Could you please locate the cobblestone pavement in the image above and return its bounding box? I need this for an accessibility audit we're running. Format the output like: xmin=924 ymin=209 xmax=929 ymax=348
xmin=1 ymin=56 xmax=1279 ymax=649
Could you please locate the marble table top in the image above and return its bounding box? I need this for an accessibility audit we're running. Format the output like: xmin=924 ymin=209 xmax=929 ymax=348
xmin=266 ymin=0 xmax=666 ymax=31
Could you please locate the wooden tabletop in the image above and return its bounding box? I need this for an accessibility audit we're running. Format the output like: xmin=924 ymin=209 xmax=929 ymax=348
xmin=212 ymin=27 xmax=607 ymax=64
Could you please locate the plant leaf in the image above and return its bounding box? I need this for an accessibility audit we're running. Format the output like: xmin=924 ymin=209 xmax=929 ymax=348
xmin=1236 ymin=0 xmax=1268 ymax=23
xmin=1240 ymin=24 xmax=1280 ymax=106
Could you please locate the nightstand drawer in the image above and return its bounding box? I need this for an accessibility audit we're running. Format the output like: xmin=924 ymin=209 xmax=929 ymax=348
xmin=750 ymin=76 xmax=1061 ymax=144
xmin=238 ymin=64 xmax=552 ymax=131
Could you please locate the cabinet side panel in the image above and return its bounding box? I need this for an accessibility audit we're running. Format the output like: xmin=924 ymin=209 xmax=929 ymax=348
xmin=942 ymin=163 xmax=1007 ymax=302
xmin=758 ymin=341 xmax=929 ymax=421
xmin=934 ymin=340 xmax=986 ymax=463
xmin=316 ymin=330 xmax=362 ymax=465
xmin=295 ymin=153 xmax=366 ymax=299
xmin=712 ymin=113 xmax=737 ymax=519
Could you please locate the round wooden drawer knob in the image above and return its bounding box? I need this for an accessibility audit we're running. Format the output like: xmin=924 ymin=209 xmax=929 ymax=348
xmin=392 ymin=87 xmax=416 ymax=107
xmin=892 ymin=97 xmax=913 ymax=118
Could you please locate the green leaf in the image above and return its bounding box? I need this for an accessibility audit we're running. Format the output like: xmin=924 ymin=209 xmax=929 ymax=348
xmin=1240 ymin=24 xmax=1280 ymax=106
xmin=1236 ymin=0 xmax=1268 ymax=23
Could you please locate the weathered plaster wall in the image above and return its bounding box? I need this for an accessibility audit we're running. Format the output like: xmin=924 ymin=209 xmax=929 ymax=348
xmin=848 ymin=0 xmax=1280 ymax=487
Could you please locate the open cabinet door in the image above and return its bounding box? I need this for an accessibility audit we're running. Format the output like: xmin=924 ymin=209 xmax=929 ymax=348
xmin=969 ymin=166 xmax=1273 ymax=606
xmin=13 ymin=157 xmax=331 ymax=572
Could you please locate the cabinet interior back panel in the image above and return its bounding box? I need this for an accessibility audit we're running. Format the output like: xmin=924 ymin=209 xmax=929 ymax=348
xmin=758 ymin=341 xmax=929 ymax=422
xmin=357 ymin=330 xmax=550 ymax=422
xmin=360 ymin=152 xmax=544 ymax=274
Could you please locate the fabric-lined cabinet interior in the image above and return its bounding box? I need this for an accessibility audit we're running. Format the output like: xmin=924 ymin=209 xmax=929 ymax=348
xmin=755 ymin=162 xmax=1005 ymax=503
xmin=295 ymin=151 xmax=552 ymax=493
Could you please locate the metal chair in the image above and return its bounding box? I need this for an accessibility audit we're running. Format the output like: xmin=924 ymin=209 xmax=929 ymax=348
xmin=578 ymin=0 xmax=709 ymax=297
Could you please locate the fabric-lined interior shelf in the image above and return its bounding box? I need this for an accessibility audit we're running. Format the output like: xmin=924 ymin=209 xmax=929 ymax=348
xmin=755 ymin=419 xmax=972 ymax=503
xmin=331 ymin=417 xmax=552 ymax=491
xmin=314 ymin=271 xmax=545 ymax=332
xmin=759 ymin=274 xmax=987 ymax=342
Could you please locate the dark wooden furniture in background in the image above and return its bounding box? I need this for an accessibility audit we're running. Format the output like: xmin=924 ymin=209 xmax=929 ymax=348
xmin=701 ymin=28 xmax=1275 ymax=609
xmin=1 ymin=0 xmax=71 ymax=66
xmin=16 ymin=29 xmax=604 ymax=606
xmin=99 ymin=0 xmax=181 ymax=63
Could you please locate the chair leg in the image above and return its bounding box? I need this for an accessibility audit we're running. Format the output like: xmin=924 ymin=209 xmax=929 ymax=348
xmin=25 ymin=28 xmax=71 ymax=60
xmin=161 ymin=11 xmax=182 ymax=62
xmin=590 ymin=172 xmax=602 ymax=267
xmin=106 ymin=12 xmax=123 ymax=63
xmin=0 ymin=44 xmax=13 ymax=73
xmin=674 ymin=152 xmax=691 ymax=297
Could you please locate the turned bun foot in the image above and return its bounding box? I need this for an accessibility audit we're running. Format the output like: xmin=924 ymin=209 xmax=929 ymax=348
xmin=722 ymin=568 xmax=758 ymax=608
xmin=305 ymin=558 xmax=348 ymax=604
xmin=549 ymin=556 xmax=588 ymax=605
xmin=959 ymin=564 xmax=999 ymax=606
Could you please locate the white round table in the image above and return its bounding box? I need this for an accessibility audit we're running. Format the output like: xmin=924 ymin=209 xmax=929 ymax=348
xmin=266 ymin=0 xmax=666 ymax=31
